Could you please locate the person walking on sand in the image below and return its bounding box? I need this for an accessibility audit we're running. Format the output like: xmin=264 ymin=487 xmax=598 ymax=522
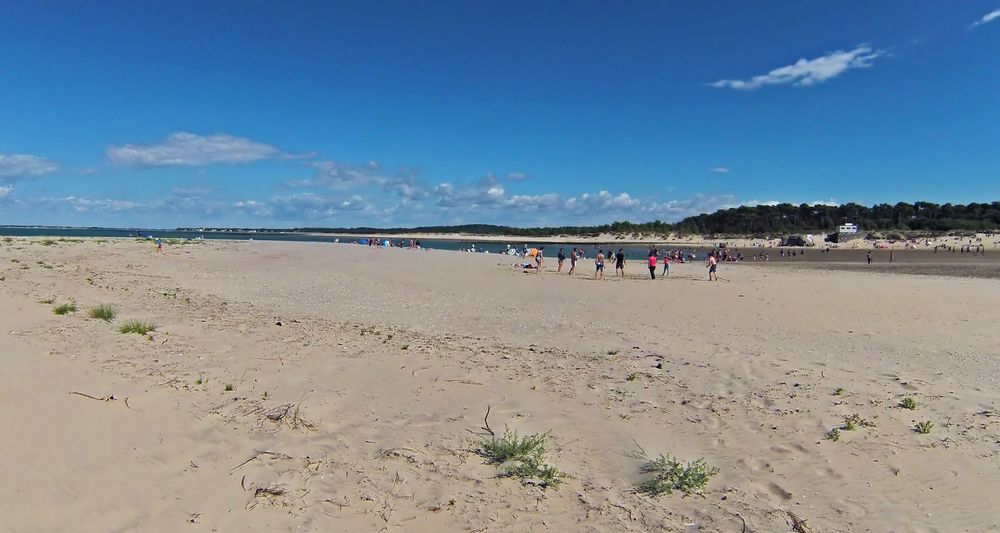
xmin=534 ymin=246 xmax=544 ymax=273
xmin=707 ymin=251 xmax=718 ymax=281
xmin=890 ymin=249 xmax=894 ymax=263
xmin=568 ymin=248 xmax=578 ymax=275
xmin=594 ymin=249 xmax=605 ymax=280
xmin=557 ymin=248 xmax=566 ymax=273
xmin=867 ymin=250 xmax=872 ymax=265
xmin=647 ymin=251 xmax=657 ymax=279
xmin=662 ymin=253 xmax=670 ymax=277
xmin=615 ymin=248 xmax=626 ymax=277
xmin=155 ymin=238 xmax=163 ymax=253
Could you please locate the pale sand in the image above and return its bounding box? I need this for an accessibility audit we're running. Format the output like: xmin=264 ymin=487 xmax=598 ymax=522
xmin=2 ymin=238 xmax=999 ymax=532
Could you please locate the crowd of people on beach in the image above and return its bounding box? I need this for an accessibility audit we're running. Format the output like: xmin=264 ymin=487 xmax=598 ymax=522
xmin=509 ymin=244 xmax=726 ymax=282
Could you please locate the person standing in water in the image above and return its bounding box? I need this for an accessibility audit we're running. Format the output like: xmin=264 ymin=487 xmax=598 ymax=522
xmin=615 ymin=248 xmax=626 ymax=277
xmin=707 ymin=251 xmax=718 ymax=281
xmin=594 ymin=249 xmax=605 ymax=280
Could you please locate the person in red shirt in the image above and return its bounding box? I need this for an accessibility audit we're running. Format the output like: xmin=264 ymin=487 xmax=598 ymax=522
xmin=662 ymin=253 xmax=670 ymax=277
xmin=647 ymin=252 xmax=657 ymax=279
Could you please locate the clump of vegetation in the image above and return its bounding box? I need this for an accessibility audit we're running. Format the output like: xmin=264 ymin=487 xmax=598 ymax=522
xmin=40 ymin=239 xmax=56 ymax=246
xmin=195 ymin=377 xmax=204 ymax=385
xmin=825 ymin=428 xmax=841 ymax=442
xmin=38 ymin=297 xmax=56 ymax=304
xmin=400 ymin=344 xmax=409 ymax=350
xmin=53 ymin=302 xmax=77 ymax=315
xmin=840 ymin=413 xmax=875 ymax=431
xmin=118 ymin=320 xmax=156 ymax=335
xmin=224 ymin=383 xmax=234 ymax=392
xmin=475 ymin=428 xmax=561 ymax=487
xmin=833 ymin=387 xmax=845 ymax=396
xmin=607 ymin=349 xmax=620 ymax=356
xmin=626 ymin=372 xmax=638 ymax=382
xmin=87 ymin=304 xmax=117 ymax=322
xmin=915 ymin=420 xmax=934 ymax=434
xmin=899 ymin=397 xmax=918 ymax=410
xmin=635 ymin=453 xmax=720 ymax=496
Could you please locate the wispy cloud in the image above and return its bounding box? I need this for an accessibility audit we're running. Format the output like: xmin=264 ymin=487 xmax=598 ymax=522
xmin=106 ymin=132 xmax=288 ymax=167
xmin=709 ymin=167 xmax=730 ymax=174
xmin=290 ymin=160 xmax=427 ymax=201
xmin=506 ymin=172 xmax=529 ymax=181
xmin=970 ymin=9 xmax=1000 ymax=28
xmin=710 ymin=45 xmax=884 ymax=90
xmin=0 ymin=153 xmax=59 ymax=179
xmin=0 ymin=185 xmax=14 ymax=200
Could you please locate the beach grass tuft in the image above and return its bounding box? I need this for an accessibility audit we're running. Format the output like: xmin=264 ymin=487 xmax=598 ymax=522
xmin=626 ymin=372 xmax=638 ymax=382
xmin=475 ymin=428 xmax=561 ymax=487
xmin=118 ymin=320 xmax=156 ymax=335
xmin=915 ymin=420 xmax=934 ymax=434
xmin=53 ymin=302 xmax=77 ymax=315
xmin=899 ymin=397 xmax=918 ymax=410
xmin=825 ymin=428 xmax=841 ymax=442
xmin=224 ymin=383 xmax=234 ymax=392
xmin=39 ymin=297 xmax=56 ymax=304
xmin=635 ymin=453 xmax=720 ymax=496
xmin=87 ymin=304 xmax=117 ymax=322
xmin=833 ymin=387 xmax=845 ymax=396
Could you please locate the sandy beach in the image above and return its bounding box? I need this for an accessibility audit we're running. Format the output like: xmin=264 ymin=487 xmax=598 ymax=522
xmin=2 ymin=237 xmax=999 ymax=532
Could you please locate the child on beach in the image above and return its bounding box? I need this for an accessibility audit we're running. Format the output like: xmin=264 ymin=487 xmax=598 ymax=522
xmin=155 ymin=238 xmax=162 ymax=252
xmin=707 ymin=251 xmax=718 ymax=281
xmin=662 ymin=254 xmax=670 ymax=277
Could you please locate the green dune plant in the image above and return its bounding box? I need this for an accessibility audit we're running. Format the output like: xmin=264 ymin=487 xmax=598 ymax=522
xmin=899 ymin=397 xmax=918 ymax=410
xmin=475 ymin=428 xmax=561 ymax=487
xmin=118 ymin=320 xmax=156 ymax=335
xmin=915 ymin=420 xmax=934 ymax=434
xmin=53 ymin=302 xmax=77 ymax=315
xmin=87 ymin=304 xmax=117 ymax=322
xmin=635 ymin=453 xmax=720 ymax=496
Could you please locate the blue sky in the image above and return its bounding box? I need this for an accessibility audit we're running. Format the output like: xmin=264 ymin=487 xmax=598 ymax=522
xmin=1 ymin=1 xmax=998 ymax=228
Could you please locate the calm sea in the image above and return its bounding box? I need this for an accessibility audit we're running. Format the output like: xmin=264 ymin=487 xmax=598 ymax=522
xmin=0 ymin=227 xmax=701 ymax=258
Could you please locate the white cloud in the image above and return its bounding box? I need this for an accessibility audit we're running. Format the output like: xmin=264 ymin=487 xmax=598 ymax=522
xmin=106 ymin=132 xmax=284 ymax=167
xmin=0 ymin=153 xmax=59 ymax=179
xmin=970 ymin=9 xmax=1000 ymax=28
xmin=709 ymin=167 xmax=730 ymax=174
xmin=563 ymin=190 xmax=641 ymax=214
xmin=0 ymin=185 xmax=14 ymax=199
xmin=290 ymin=160 xmax=427 ymax=201
xmin=506 ymin=172 xmax=529 ymax=181
xmin=710 ymin=45 xmax=884 ymax=90
xmin=641 ymin=194 xmax=738 ymax=218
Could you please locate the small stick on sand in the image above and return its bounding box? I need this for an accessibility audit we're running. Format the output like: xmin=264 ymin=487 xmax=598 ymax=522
xmin=788 ymin=511 xmax=813 ymax=533
xmin=482 ymin=405 xmax=494 ymax=436
xmin=231 ymin=450 xmax=293 ymax=471
xmin=69 ymin=391 xmax=115 ymax=402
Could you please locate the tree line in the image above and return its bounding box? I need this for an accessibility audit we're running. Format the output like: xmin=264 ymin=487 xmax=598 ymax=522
xmin=182 ymin=201 xmax=1000 ymax=237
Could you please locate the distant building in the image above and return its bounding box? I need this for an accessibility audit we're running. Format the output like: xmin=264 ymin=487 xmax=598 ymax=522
xmin=828 ymin=222 xmax=862 ymax=243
